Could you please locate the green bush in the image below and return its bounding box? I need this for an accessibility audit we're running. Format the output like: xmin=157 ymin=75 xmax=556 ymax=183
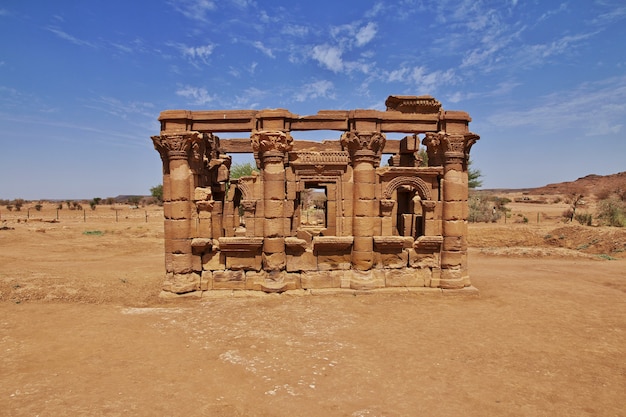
xmin=596 ymin=196 xmax=626 ymax=227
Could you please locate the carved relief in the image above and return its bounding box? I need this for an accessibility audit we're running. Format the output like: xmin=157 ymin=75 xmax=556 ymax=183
xmin=340 ymin=131 xmax=386 ymax=164
xmin=382 ymin=176 xmax=432 ymax=201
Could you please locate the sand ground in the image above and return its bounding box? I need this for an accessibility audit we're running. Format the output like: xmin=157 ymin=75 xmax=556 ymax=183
xmin=0 ymin=204 xmax=624 ymax=416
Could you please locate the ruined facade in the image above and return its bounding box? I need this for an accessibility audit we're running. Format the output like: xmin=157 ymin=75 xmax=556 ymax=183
xmin=151 ymin=95 xmax=479 ymax=295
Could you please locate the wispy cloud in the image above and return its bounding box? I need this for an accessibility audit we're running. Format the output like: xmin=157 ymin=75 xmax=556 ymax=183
xmin=176 ymin=86 xmax=216 ymax=105
xmin=384 ymin=66 xmax=456 ymax=92
xmin=253 ymin=41 xmax=274 ymax=58
xmin=46 ymin=26 xmax=96 ymax=48
xmin=294 ymin=80 xmax=335 ymax=102
xmin=88 ymin=96 xmax=156 ymax=120
xmin=168 ymin=0 xmax=216 ymax=22
xmin=169 ymin=42 xmax=215 ymax=65
xmin=355 ymin=22 xmax=377 ymax=47
xmin=487 ymin=76 xmax=626 ymax=136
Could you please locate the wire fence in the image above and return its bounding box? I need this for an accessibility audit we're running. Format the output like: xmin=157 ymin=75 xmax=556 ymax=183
xmin=0 ymin=206 xmax=164 ymax=224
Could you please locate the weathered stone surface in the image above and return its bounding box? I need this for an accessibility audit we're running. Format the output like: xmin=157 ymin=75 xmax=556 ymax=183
xmin=349 ymin=270 xmax=385 ymax=290
xmin=212 ymin=270 xmax=245 ymax=290
xmin=301 ymin=271 xmax=342 ymax=289
xmin=286 ymin=249 xmax=317 ymax=272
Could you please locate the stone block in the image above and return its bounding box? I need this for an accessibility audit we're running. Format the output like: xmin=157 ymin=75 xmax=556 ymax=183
xmin=286 ymin=249 xmax=317 ymax=272
xmin=264 ymin=199 xmax=284 ymax=218
xmin=264 ymin=181 xmax=286 ymax=199
xmin=263 ymin=237 xmax=285 ymax=253
xmin=226 ymin=252 xmax=262 ymax=271
xmin=408 ymin=248 xmax=440 ymax=269
xmin=351 ymin=250 xmax=374 ymax=270
xmin=263 ymin=170 xmax=285 ymax=183
xmin=384 ymin=268 xmax=427 ymax=287
xmin=353 ymin=217 xmax=374 ymax=236
xmin=443 ymin=236 xmax=467 ymax=251
xmin=245 ymin=270 xmax=299 ymax=292
xmin=441 ymin=250 xmax=463 ymax=268
xmin=197 ymin=213 xmax=212 ymax=238
xmin=443 ymin=202 xmax=465 ymax=220
xmin=163 ymin=272 xmax=200 ymax=294
xmin=301 ymin=271 xmax=342 ymax=289
xmin=165 ymin=219 xmax=191 ymax=240
xmin=353 ymin=167 xmax=376 ymax=184
xmin=262 ymin=252 xmax=286 ymax=271
xmin=353 ymin=236 xmax=373 ymax=252
xmin=263 ymin=218 xmax=284 ymax=238
xmin=192 ymin=253 xmax=202 ymax=273
xmin=316 ymin=251 xmax=351 ymax=271
xmin=200 ymin=271 xmax=212 ymax=290
xmin=353 ymin=199 xmax=377 ymax=216
xmin=374 ymin=249 xmax=408 ymax=269
xmin=355 ymin=182 xmax=375 ymax=197
xmin=442 ymin=180 xmax=468 ymax=201
xmin=349 ymin=270 xmax=385 ymax=290
xmin=202 ymin=251 xmax=225 ymax=271
xmin=171 ymin=253 xmax=193 ymax=274
xmin=443 ymin=220 xmax=467 ymax=237
xmin=194 ymin=187 xmax=212 ymax=201
xmin=165 ymin=238 xmax=191 ymax=255
xmin=212 ymin=270 xmax=246 ymax=290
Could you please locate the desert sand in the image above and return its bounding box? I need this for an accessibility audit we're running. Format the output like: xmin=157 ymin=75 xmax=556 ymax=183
xmin=0 ymin=201 xmax=624 ymax=416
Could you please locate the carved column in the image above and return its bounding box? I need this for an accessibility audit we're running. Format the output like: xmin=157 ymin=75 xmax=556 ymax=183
xmin=341 ymin=131 xmax=386 ymax=270
xmin=426 ymin=132 xmax=479 ymax=289
xmin=151 ymin=131 xmax=203 ymax=293
xmin=251 ymin=130 xmax=293 ymax=271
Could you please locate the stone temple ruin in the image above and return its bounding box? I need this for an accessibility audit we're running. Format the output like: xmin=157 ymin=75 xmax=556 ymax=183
xmin=151 ymin=95 xmax=479 ymax=295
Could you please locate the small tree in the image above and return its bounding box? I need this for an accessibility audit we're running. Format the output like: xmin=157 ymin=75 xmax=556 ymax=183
xmin=468 ymin=160 xmax=483 ymax=189
xmin=34 ymin=203 xmax=43 ymax=211
xmin=150 ymin=184 xmax=163 ymax=204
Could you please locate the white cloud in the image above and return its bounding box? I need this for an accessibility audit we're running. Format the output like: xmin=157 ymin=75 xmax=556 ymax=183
xmin=294 ymin=80 xmax=335 ymax=102
xmin=311 ymin=44 xmax=344 ymax=72
xmin=169 ymin=43 xmax=215 ymax=65
xmin=355 ymin=22 xmax=377 ymax=47
xmin=176 ymin=86 xmax=215 ymax=105
xmin=253 ymin=41 xmax=274 ymax=58
xmin=281 ymin=24 xmax=309 ymax=37
xmin=168 ymin=0 xmax=216 ymax=22
xmin=384 ymin=65 xmax=456 ymax=92
xmin=46 ymin=27 xmax=96 ymax=48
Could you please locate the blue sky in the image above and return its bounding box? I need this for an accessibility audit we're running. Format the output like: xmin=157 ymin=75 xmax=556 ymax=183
xmin=1 ymin=0 xmax=625 ymax=200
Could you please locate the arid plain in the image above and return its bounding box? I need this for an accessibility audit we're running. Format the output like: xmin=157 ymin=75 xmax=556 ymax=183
xmin=1 ymin=193 xmax=625 ymax=416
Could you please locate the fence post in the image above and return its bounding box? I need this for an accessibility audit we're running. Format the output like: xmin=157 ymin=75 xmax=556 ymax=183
xmin=83 ymin=208 xmax=86 ymax=222
xmin=145 ymin=210 xmax=148 ymax=223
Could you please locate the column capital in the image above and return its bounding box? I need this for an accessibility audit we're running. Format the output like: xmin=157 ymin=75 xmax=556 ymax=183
xmin=340 ymin=131 xmax=386 ymax=165
xmin=151 ymin=131 xmax=203 ymax=161
xmin=250 ymin=130 xmax=293 ymax=166
xmin=422 ymin=132 xmax=480 ymax=165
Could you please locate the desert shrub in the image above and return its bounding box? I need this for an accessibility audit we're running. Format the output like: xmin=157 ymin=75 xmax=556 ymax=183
xmin=574 ymin=212 xmax=592 ymax=226
xmin=469 ymin=195 xmax=502 ymax=223
xmin=562 ymin=208 xmax=574 ymax=223
xmin=230 ymin=162 xmax=258 ymax=179
xmin=596 ymin=196 xmax=626 ymax=227
xmin=34 ymin=204 xmax=43 ymax=212
xmin=552 ymin=196 xmax=562 ymax=204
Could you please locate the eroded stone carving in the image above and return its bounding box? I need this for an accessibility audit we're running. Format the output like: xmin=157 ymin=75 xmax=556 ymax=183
xmin=152 ymin=95 xmax=479 ymax=295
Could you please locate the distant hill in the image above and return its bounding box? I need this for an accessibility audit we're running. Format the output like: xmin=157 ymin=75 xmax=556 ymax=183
xmin=527 ymin=172 xmax=626 ymax=197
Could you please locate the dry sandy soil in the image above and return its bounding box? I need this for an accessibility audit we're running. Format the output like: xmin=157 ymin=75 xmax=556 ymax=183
xmin=0 ymin=201 xmax=625 ymax=416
